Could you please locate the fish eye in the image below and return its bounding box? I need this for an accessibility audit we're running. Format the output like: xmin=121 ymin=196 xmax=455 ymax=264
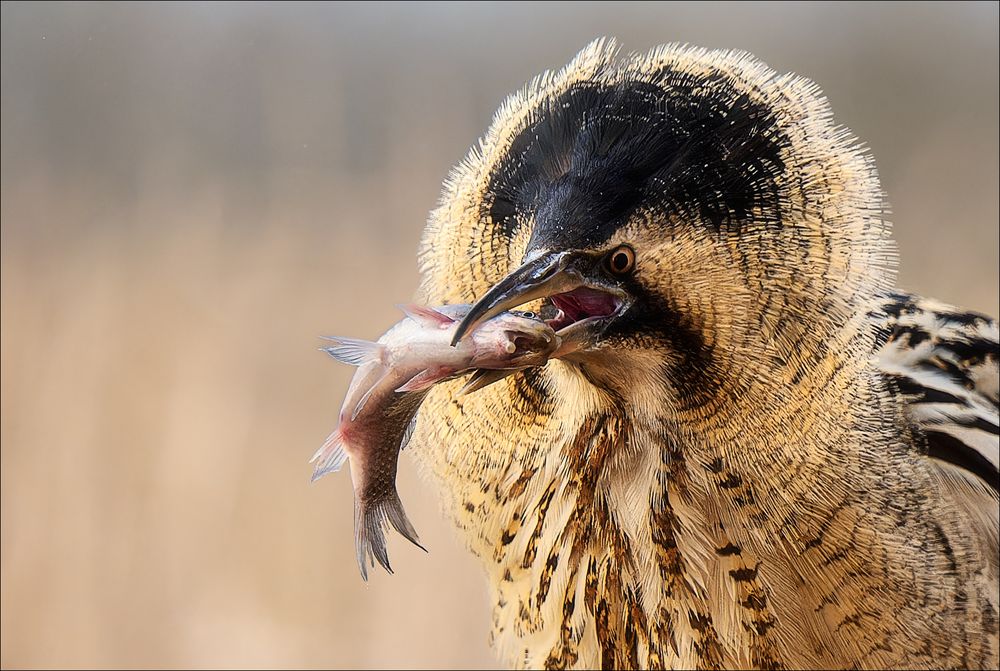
xmin=605 ymin=245 xmax=636 ymax=276
xmin=520 ymin=311 xmax=536 ymax=319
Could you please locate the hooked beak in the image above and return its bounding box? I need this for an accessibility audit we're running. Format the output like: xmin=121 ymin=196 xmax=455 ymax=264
xmin=450 ymin=250 xmax=630 ymax=355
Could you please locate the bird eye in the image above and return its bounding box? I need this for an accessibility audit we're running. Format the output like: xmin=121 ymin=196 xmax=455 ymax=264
xmin=605 ymin=245 xmax=636 ymax=276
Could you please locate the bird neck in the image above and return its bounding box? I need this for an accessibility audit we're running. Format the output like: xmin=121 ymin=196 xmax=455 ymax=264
xmin=435 ymin=316 xmax=919 ymax=668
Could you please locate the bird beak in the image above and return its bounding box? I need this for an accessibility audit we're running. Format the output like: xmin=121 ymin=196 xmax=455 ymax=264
xmin=450 ymin=250 xmax=629 ymax=353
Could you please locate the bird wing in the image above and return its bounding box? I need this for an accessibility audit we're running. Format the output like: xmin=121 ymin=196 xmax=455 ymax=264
xmin=873 ymin=292 xmax=999 ymax=492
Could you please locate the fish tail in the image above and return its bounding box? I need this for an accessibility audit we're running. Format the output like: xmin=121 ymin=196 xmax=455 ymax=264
xmin=310 ymin=430 xmax=348 ymax=482
xmin=354 ymin=490 xmax=426 ymax=581
xmin=383 ymin=491 xmax=426 ymax=553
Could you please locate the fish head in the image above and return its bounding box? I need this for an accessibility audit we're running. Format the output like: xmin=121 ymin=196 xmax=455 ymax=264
xmin=467 ymin=310 xmax=560 ymax=369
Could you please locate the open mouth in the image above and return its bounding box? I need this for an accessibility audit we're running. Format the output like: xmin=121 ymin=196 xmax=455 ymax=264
xmin=544 ymin=286 xmax=624 ymax=333
xmin=449 ymin=250 xmax=631 ymax=350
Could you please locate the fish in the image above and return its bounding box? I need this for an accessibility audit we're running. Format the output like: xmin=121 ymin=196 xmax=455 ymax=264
xmin=311 ymin=303 xmax=560 ymax=580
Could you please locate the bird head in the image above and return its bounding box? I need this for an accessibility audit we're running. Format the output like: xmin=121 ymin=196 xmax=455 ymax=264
xmin=421 ymin=39 xmax=892 ymax=405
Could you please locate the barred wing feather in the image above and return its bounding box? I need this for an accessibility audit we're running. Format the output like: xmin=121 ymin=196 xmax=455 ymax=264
xmin=874 ymin=292 xmax=999 ymax=492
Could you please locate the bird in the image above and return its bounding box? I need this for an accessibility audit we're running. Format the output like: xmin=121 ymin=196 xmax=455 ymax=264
xmin=406 ymin=39 xmax=999 ymax=669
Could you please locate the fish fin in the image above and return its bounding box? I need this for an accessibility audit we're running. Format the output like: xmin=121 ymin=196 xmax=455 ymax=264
xmin=354 ymin=491 xmax=426 ymax=581
xmin=319 ymin=336 xmax=383 ymax=366
xmin=384 ymin=491 xmax=426 ymax=552
xmin=349 ymin=368 xmax=391 ymax=421
xmin=395 ymin=368 xmax=445 ymax=393
xmin=458 ymin=368 xmax=518 ymax=396
xmin=399 ymin=414 xmax=418 ymax=451
xmin=309 ymin=430 xmax=348 ymax=482
xmin=351 ymin=363 xmax=392 ymax=422
xmin=397 ymin=303 xmax=454 ymax=328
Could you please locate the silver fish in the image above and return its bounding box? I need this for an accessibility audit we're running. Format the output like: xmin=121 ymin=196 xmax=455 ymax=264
xmin=311 ymin=303 xmax=560 ymax=579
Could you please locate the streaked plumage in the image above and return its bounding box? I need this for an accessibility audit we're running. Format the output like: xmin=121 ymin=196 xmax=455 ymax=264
xmin=874 ymin=292 xmax=999 ymax=488
xmin=408 ymin=40 xmax=1000 ymax=669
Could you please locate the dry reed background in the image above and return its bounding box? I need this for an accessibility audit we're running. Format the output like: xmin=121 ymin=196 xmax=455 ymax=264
xmin=1 ymin=2 xmax=997 ymax=669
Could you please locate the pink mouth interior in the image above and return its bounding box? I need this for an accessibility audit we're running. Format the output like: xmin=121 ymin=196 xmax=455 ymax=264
xmin=546 ymin=287 xmax=621 ymax=331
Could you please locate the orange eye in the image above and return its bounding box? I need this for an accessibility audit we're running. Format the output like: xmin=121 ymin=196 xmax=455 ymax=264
xmin=605 ymin=245 xmax=636 ymax=276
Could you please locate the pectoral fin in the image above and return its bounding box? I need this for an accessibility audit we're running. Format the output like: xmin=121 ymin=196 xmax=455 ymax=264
xmin=395 ymin=368 xmax=446 ymax=393
xmin=350 ymin=368 xmax=391 ymax=421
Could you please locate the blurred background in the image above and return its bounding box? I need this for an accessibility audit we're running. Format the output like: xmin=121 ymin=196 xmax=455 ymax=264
xmin=1 ymin=2 xmax=997 ymax=668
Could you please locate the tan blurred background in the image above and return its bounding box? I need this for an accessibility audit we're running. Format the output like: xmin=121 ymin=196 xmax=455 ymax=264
xmin=1 ymin=2 xmax=997 ymax=669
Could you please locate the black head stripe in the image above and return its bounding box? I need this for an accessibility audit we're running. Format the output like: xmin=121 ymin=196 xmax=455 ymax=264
xmin=486 ymin=76 xmax=789 ymax=250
